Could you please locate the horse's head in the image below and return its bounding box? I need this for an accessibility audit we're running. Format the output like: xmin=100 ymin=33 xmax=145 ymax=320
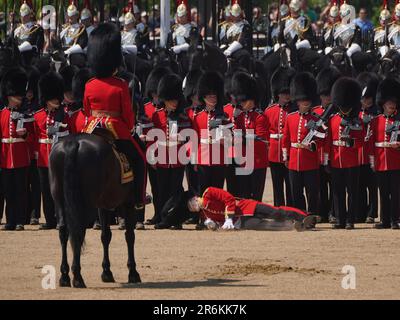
xmin=380 ymin=49 xmax=400 ymax=78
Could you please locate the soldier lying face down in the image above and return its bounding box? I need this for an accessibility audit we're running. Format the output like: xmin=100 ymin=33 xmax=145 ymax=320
xmin=155 ymin=187 xmax=320 ymax=231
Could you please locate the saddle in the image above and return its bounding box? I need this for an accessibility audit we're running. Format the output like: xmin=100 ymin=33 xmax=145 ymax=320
xmin=89 ymin=127 xmax=134 ymax=184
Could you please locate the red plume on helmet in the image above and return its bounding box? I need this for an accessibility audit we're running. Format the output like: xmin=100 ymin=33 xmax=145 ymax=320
xmin=231 ymin=0 xmax=240 ymax=6
xmin=84 ymin=0 xmax=92 ymax=11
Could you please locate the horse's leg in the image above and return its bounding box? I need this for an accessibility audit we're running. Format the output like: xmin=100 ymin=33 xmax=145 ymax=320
xmin=59 ymin=224 xmax=71 ymax=287
xmin=99 ymin=209 xmax=115 ymax=283
xmin=71 ymin=229 xmax=86 ymax=288
xmin=125 ymin=207 xmax=141 ymax=283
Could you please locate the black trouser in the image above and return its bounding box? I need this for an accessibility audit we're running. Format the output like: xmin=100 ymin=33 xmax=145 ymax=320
xmin=115 ymin=139 xmax=146 ymax=205
xmin=27 ymin=160 xmax=41 ymax=222
xmin=38 ymin=167 xmax=57 ymax=227
xmin=197 ymin=165 xmax=225 ymax=194
xmin=148 ymin=165 xmax=159 ymax=220
xmin=270 ymin=162 xmax=293 ymax=207
xmin=185 ymin=163 xmax=200 ymax=196
xmin=1 ymin=168 xmax=28 ymax=227
xmin=239 ymin=168 xmax=267 ymax=201
xmin=358 ymin=164 xmax=378 ymax=221
xmin=319 ymin=165 xmax=333 ymax=220
xmin=225 ymin=164 xmax=241 ymax=198
xmin=254 ymin=203 xmax=306 ymax=222
xmin=331 ymin=167 xmax=360 ymax=226
xmin=288 ymin=169 xmax=320 ymax=215
xmin=156 ymin=166 xmax=185 ymax=222
xmin=376 ymin=170 xmax=400 ymax=226
xmin=0 ymin=170 xmax=4 ymax=222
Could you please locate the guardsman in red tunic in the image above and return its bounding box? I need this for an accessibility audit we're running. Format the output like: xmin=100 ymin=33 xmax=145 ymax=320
xmin=83 ymin=23 xmax=146 ymax=209
xmin=282 ymin=72 xmax=322 ymax=215
xmin=356 ymin=72 xmax=379 ymax=224
xmin=313 ymin=66 xmax=341 ymax=223
xmin=34 ymin=72 xmax=70 ymax=230
xmin=69 ymin=68 xmax=92 ymax=134
xmin=370 ymin=78 xmax=400 ymax=229
xmin=24 ymin=66 xmax=41 ymax=226
xmin=154 ymin=187 xmax=317 ymax=231
xmin=226 ymin=72 xmax=268 ymax=201
xmin=264 ymin=66 xmax=296 ymax=207
xmin=325 ymin=78 xmax=364 ymax=230
xmin=141 ymin=67 xmax=172 ymax=225
xmin=0 ymin=68 xmax=30 ymax=231
xmin=151 ymin=73 xmax=191 ymax=223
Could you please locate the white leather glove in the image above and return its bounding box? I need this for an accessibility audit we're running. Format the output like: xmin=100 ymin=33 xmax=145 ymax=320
xmin=172 ymin=43 xmax=189 ymax=54
xmin=222 ymin=218 xmax=235 ymax=230
xmin=224 ymin=41 xmax=243 ymax=57
xmin=324 ymin=46 xmax=333 ymax=55
xmin=204 ymin=218 xmax=218 ymax=231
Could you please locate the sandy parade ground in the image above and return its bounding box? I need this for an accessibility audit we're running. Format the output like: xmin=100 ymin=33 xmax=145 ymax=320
xmin=1 ymin=173 xmax=399 ymax=300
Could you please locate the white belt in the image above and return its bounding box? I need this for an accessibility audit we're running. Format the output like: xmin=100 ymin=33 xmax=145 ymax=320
xmin=39 ymin=138 xmax=53 ymax=144
xmin=138 ymin=123 xmax=154 ymax=129
xmin=1 ymin=138 xmax=25 ymax=144
xmin=291 ymin=142 xmax=307 ymax=149
xmin=375 ymin=142 xmax=392 ymax=148
xmin=333 ymin=140 xmax=346 ymax=147
xmin=200 ymin=138 xmax=220 ymax=144
xmin=157 ymin=141 xmax=180 ymax=147
xmin=270 ymin=134 xmax=283 ymax=139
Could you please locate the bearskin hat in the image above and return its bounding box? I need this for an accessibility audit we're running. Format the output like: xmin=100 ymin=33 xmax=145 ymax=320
xmin=271 ymin=66 xmax=296 ymax=100
xmin=316 ymin=66 xmax=341 ymax=96
xmin=357 ymin=72 xmax=380 ymax=100
xmin=157 ymin=73 xmax=183 ymax=102
xmin=197 ymin=71 xmax=224 ymax=101
xmin=145 ymin=66 xmax=172 ymax=100
xmin=231 ymin=72 xmax=258 ymax=104
xmin=376 ymin=77 xmax=400 ymax=108
xmin=0 ymin=67 xmax=28 ymax=99
xmin=331 ymin=77 xmax=362 ymax=113
xmin=39 ymin=71 xmax=64 ymax=106
xmin=290 ymin=72 xmax=317 ymax=102
xmin=72 ymin=68 xmax=92 ymax=107
xmin=183 ymin=69 xmax=203 ymax=102
xmin=87 ymin=23 xmax=122 ymax=78
xmin=26 ymin=66 xmax=40 ymax=96
xmin=60 ymin=65 xmax=79 ymax=93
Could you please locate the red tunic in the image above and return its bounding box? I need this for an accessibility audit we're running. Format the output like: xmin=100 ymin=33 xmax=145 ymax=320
xmin=151 ymin=108 xmax=191 ymax=168
xmin=325 ymin=114 xmax=364 ymax=169
xmin=191 ymin=109 xmax=229 ymax=166
xmin=69 ymin=109 xmax=89 ymax=134
xmin=0 ymin=108 xmax=31 ymax=169
xmin=264 ymin=104 xmax=290 ymax=163
xmin=224 ymin=105 xmax=269 ymax=169
xmin=83 ymin=77 xmax=135 ymax=140
xmin=358 ymin=111 xmax=374 ymax=166
xmin=282 ymin=111 xmax=323 ymax=171
xmin=33 ymin=109 xmax=70 ymax=168
xmin=370 ymin=114 xmax=400 ymax=172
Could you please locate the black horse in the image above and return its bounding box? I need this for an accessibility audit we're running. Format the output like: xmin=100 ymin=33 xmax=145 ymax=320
xmin=49 ymin=133 xmax=141 ymax=288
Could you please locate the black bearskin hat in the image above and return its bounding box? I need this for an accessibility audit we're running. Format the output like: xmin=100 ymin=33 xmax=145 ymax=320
xmin=271 ymin=66 xmax=296 ymax=100
xmin=197 ymin=71 xmax=224 ymax=101
xmin=290 ymin=72 xmax=317 ymax=102
xmin=0 ymin=67 xmax=28 ymax=99
xmin=39 ymin=71 xmax=64 ymax=106
xmin=72 ymin=68 xmax=92 ymax=107
xmin=60 ymin=65 xmax=78 ymax=93
xmin=316 ymin=66 xmax=341 ymax=96
xmin=331 ymin=77 xmax=362 ymax=113
xmin=231 ymin=72 xmax=258 ymax=104
xmin=87 ymin=23 xmax=122 ymax=78
xmin=157 ymin=73 xmax=183 ymax=102
xmin=145 ymin=66 xmax=172 ymax=100
xmin=376 ymin=77 xmax=400 ymax=108
xmin=183 ymin=69 xmax=203 ymax=102
xmin=357 ymin=72 xmax=380 ymax=100
xmin=26 ymin=66 xmax=40 ymax=96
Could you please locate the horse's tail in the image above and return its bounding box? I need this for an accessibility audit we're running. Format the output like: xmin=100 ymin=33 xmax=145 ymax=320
xmin=63 ymin=139 xmax=85 ymax=250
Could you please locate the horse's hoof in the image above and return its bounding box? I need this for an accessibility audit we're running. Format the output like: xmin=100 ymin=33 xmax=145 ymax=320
xmin=101 ymin=271 xmax=115 ymax=283
xmin=59 ymin=275 xmax=71 ymax=287
xmin=128 ymin=272 xmax=142 ymax=284
xmin=72 ymin=277 xmax=87 ymax=288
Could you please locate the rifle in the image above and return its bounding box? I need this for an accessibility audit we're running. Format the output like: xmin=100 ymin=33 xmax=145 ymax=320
xmin=386 ymin=116 xmax=400 ymax=144
xmin=339 ymin=116 xmax=362 ymax=147
xmin=301 ymin=103 xmax=335 ymax=150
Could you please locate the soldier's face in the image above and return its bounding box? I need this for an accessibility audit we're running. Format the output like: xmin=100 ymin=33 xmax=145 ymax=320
xmin=297 ymin=100 xmax=312 ymax=113
xmin=46 ymin=99 xmax=60 ymax=112
xmin=188 ymin=197 xmax=201 ymax=212
xmin=68 ymin=14 xmax=78 ymax=25
xmin=242 ymin=100 xmax=255 ymax=111
xmin=361 ymin=97 xmax=373 ymax=110
xmin=383 ymin=100 xmax=397 ymax=116
xmin=204 ymin=95 xmax=217 ymax=110
xmin=320 ymin=95 xmax=331 ymax=108
xmin=278 ymin=93 xmax=291 ymax=105
xmin=125 ymin=22 xmax=135 ymax=31
xmin=64 ymin=92 xmax=74 ymax=104
xmin=81 ymin=18 xmax=91 ymax=27
xmin=8 ymin=96 xmax=24 ymax=108
xmin=177 ymin=15 xmax=187 ymax=24
xmin=26 ymin=90 xmax=34 ymax=101
xmin=21 ymin=15 xmax=31 ymax=24
xmin=165 ymin=100 xmax=178 ymax=111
